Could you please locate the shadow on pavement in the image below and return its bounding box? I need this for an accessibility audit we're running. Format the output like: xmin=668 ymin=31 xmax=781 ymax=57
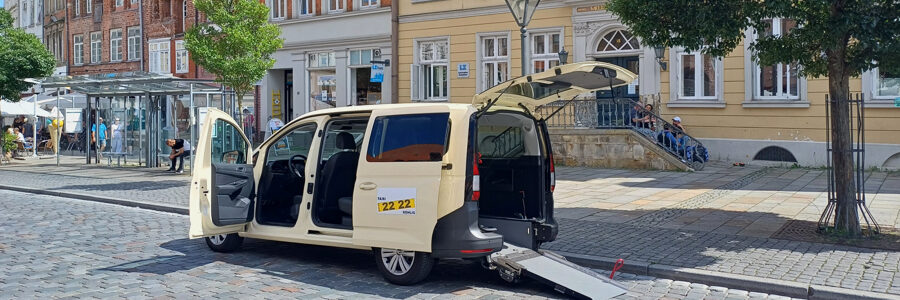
xmin=97 ymin=238 xmax=562 ymax=298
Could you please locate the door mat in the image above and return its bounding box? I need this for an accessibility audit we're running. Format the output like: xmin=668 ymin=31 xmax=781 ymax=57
xmin=771 ymin=220 xmax=900 ymax=251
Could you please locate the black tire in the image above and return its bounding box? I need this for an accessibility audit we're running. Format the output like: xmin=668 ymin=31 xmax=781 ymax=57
xmin=372 ymin=248 xmax=435 ymax=285
xmin=204 ymin=233 xmax=244 ymax=253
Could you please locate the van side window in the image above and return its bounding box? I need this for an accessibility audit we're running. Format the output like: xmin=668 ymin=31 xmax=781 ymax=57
xmin=211 ymin=119 xmax=247 ymax=164
xmin=266 ymin=123 xmax=316 ymax=163
xmin=366 ymin=113 xmax=450 ymax=162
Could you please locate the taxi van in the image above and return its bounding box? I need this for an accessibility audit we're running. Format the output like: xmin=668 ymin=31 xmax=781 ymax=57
xmin=189 ymin=62 xmax=636 ymax=299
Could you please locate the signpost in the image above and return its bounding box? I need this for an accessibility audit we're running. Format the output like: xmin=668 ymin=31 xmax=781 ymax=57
xmin=457 ymin=63 xmax=470 ymax=78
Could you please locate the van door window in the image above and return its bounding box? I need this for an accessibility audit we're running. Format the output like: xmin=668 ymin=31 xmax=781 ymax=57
xmin=366 ymin=113 xmax=450 ymax=162
xmin=212 ymin=119 xmax=248 ymax=164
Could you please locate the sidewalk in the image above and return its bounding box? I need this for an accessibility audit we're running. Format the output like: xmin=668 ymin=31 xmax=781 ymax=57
xmin=1 ymin=157 xmax=898 ymax=299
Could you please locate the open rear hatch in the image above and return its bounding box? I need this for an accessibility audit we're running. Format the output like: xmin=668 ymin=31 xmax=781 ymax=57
xmin=472 ymin=62 xmax=637 ymax=299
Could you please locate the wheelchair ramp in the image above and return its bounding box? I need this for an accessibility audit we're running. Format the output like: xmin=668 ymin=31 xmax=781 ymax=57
xmin=491 ymin=243 xmax=627 ymax=299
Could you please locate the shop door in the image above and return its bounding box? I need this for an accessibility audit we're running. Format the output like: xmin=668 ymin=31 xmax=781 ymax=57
xmin=284 ymin=71 xmax=293 ymax=121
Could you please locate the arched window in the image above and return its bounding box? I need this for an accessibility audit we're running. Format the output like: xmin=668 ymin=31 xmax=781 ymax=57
xmin=596 ymin=29 xmax=640 ymax=52
xmin=753 ymin=146 xmax=797 ymax=162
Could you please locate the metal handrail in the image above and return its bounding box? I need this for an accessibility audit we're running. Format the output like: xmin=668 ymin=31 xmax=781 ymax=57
xmin=535 ymin=97 xmax=708 ymax=170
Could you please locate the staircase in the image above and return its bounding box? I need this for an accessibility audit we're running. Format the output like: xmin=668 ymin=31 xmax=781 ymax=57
xmin=535 ymin=97 xmax=708 ymax=171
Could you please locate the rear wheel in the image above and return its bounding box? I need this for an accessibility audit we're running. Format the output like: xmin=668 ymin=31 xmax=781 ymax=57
xmin=373 ymin=248 xmax=435 ymax=285
xmin=204 ymin=233 xmax=244 ymax=252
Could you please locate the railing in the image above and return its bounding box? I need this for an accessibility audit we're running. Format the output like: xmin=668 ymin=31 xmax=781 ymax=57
xmin=535 ymin=97 xmax=709 ymax=170
xmin=484 ymin=126 xmax=524 ymax=158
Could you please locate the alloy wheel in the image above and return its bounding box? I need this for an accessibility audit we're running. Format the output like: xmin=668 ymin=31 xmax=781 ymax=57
xmin=208 ymin=234 xmax=227 ymax=245
xmin=380 ymin=248 xmax=416 ymax=276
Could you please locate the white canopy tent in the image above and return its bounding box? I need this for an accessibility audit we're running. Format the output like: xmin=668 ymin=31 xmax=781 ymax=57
xmin=0 ymin=100 xmax=51 ymax=117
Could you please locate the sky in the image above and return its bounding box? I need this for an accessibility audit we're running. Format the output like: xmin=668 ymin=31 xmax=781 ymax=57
xmin=1 ymin=0 xmax=5 ymax=9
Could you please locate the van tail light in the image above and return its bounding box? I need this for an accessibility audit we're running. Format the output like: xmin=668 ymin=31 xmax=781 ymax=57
xmin=472 ymin=153 xmax=481 ymax=201
xmin=549 ymin=154 xmax=556 ymax=193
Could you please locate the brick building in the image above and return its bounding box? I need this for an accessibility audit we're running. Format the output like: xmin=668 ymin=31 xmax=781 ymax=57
xmin=141 ymin=0 xmax=211 ymax=79
xmin=67 ymin=0 xmax=142 ymax=75
xmin=44 ymin=0 xmax=67 ymax=75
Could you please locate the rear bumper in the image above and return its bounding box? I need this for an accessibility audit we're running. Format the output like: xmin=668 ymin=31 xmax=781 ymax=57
xmin=431 ymin=202 xmax=503 ymax=259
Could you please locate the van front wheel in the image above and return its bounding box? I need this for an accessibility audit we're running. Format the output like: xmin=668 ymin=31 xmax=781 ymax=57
xmin=373 ymin=248 xmax=435 ymax=285
xmin=205 ymin=233 xmax=243 ymax=252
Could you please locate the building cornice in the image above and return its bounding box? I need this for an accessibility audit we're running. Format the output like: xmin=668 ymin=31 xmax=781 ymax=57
xmin=274 ymin=7 xmax=390 ymax=26
xmin=399 ymin=1 xmax=569 ymax=24
xmin=282 ymin=35 xmax=392 ymax=53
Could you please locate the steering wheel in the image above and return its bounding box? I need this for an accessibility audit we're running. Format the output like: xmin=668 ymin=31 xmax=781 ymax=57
xmin=288 ymin=154 xmax=307 ymax=179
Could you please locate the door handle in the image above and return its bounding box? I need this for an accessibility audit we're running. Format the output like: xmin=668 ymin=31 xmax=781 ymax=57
xmin=359 ymin=182 xmax=377 ymax=190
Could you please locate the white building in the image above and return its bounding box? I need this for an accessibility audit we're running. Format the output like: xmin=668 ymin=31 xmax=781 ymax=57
xmin=5 ymin=0 xmax=43 ymax=42
xmin=258 ymin=0 xmax=393 ymax=127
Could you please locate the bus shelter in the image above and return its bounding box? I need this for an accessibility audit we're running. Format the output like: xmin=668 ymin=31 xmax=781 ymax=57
xmin=38 ymin=72 xmax=241 ymax=171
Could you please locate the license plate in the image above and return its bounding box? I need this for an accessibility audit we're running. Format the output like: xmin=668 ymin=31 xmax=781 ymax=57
xmin=378 ymin=198 xmax=416 ymax=212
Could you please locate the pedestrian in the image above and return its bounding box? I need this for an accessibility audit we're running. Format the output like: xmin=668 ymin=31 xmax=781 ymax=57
xmin=12 ymin=116 xmax=25 ymax=134
xmin=110 ymin=117 xmax=125 ymax=153
xmin=92 ymin=117 xmax=108 ymax=159
xmin=166 ymin=138 xmax=191 ymax=174
xmin=672 ymin=116 xmax=686 ymax=132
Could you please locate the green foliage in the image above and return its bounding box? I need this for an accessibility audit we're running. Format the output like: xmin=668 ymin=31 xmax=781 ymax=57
xmin=607 ymin=0 xmax=900 ymax=78
xmin=185 ymin=0 xmax=283 ymax=106
xmin=1 ymin=132 xmax=16 ymax=154
xmin=0 ymin=9 xmax=56 ymax=101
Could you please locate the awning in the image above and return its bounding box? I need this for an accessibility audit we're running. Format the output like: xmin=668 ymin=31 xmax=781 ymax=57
xmin=0 ymin=100 xmax=52 ymax=117
xmin=37 ymin=71 xmax=224 ymax=97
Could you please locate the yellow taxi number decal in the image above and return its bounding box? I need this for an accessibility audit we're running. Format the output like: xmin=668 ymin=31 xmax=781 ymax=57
xmin=378 ymin=198 xmax=416 ymax=212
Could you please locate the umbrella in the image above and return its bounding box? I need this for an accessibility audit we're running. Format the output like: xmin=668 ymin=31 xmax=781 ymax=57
xmin=0 ymin=100 xmax=51 ymax=117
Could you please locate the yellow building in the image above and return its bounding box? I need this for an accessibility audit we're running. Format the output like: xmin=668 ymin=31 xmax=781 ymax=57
xmin=398 ymin=1 xmax=900 ymax=169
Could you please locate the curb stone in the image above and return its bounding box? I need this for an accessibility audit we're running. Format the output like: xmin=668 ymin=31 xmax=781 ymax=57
xmin=1 ymin=184 xmax=895 ymax=300
xmin=558 ymin=251 xmax=896 ymax=300
xmin=0 ymin=184 xmax=188 ymax=215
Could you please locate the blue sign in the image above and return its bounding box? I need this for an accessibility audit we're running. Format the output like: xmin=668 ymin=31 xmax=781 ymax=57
xmin=894 ymin=97 xmax=900 ymax=107
xmin=370 ymin=64 xmax=384 ymax=83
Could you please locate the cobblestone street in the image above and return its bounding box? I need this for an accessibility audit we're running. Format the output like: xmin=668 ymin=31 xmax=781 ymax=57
xmin=0 ymin=190 xmax=801 ymax=299
xmin=0 ymin=157 xmax=898 ymax=298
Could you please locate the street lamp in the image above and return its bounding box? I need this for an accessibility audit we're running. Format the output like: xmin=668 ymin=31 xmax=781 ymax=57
xmin=654 ymin=46 xmax=668 ymax=71
xmin=558 ymin=47 xmax=569 ymax=65
xmin=504 ymin=0 xmax=541 ymax=76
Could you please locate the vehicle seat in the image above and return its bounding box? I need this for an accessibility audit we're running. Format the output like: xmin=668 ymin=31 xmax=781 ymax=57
xmin=316 ymin=132 xmax=358 ymax=226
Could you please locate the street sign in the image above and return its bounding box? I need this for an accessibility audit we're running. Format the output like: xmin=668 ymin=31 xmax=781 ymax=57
xmin=370 ymin=64 xmax=384 ymax=83
xmin=457 ymin=63 xmax=470 ymax=78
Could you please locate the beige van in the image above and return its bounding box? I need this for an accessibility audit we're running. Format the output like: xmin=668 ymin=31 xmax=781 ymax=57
xmin=189 ymin=62 xmax=636 ymax=299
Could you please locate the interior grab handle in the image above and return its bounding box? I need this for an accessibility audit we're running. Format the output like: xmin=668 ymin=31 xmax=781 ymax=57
xmin=359 ymin=182 xmax=377 ymax=190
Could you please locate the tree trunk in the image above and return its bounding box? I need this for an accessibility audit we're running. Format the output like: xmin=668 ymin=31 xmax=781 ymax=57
xmin=826 ymin=49 xmax=860 ymax=237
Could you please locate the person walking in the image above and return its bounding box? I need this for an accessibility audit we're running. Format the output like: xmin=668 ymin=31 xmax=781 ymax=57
xmin=110 ymin=117 xmax=125 ymax=153
xmin=166 ymin=138 xmax=191 ymax=174
xmin=91 ymin=117 xmax=108 ymax=159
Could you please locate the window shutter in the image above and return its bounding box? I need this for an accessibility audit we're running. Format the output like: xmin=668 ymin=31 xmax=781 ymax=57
xmin=410 ymin=64 xmax=421 ymax=101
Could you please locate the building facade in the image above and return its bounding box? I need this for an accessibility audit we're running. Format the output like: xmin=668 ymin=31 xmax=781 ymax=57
xmin=5 ymin=0 xmax=44 ymax=41
xmin=257 ymin=0 xmax=393 ymax=127
xmin=397 ymin=0 xmax=899 ymax=168
xmin=67 ymin=0 xmax=142 ymax=75
xmin=44 ymin=0 xmax=67 ymax=75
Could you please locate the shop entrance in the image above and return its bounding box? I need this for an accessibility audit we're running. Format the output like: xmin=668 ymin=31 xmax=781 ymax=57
xmin=351 ymin=67 xmax=382 ymax=106
xmin=283 ymin=71 xmax=294 ymax=120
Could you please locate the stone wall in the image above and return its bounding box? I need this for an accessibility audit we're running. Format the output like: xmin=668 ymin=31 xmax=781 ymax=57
xmin=549 ymin=129 xmax=689 ymax=171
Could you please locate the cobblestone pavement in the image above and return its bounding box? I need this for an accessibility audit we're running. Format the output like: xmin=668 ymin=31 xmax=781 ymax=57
xmin=0 ymin=190 xmax=802 ymax=300
xmin=1 ymin=158 xmax=899 ymax=297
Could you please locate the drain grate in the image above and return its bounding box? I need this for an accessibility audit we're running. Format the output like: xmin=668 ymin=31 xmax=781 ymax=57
xmin=626 ymin=168 xmax=771 ymax=227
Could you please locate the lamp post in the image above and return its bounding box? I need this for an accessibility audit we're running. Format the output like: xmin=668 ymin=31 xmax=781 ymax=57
xmin=504 ymin=0 xmax=541 ymax=76
xmin=558 ymin=47 xmax=569 ymax=65
xmin=654 ymin=46 xmax=668 ymax=71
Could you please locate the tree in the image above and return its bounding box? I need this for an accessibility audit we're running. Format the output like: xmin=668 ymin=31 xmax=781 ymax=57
xmin=185 ymin=0 xmax=283 ymax=122
xmin=608 ymin=0 xmax=900 ymax=236
xmin=0 ymin=8 xmax=56 ymax=101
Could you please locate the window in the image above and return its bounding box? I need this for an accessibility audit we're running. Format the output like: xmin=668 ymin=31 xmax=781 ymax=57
xmin=359 ymin=0 xmax=378 ymax=9
xmin=266 ymin=123 xmax=317 ymax=163
xmin=320 ymin=119 xmax=367 ymax=161
xmin=211 ymin=119 xmax=248 ymax=165
xmin=87 ymin=0 xmax=92 ymax=13
xmin=268 ymin=0 xmax=286 ymax=20
xmin=175 ymin=40 xmax=189 ymax=73
xmin=328 ymin=0 xmax=344 ymax=12
xmin=349 ymin=49 xmax=374 ymax=66
xmin=531 ymin=31 xmax=561 ymax=73
xmin=596 ymin=29 xmax=640 ymax=52
xmin=132 ymin=0 xmax=139 ymax=3
xmin=116 ymin=0 xmax=124 ymax=6
xmin=149 ymin=40 xmax=171 ymax=74
xmin=676 ymin=51 xmax=719 ymax=99
xmin=73 ymin=34 xmax=84 ymax=65
xmin=753 ymin=18 xmax=800 ymax=100
xmin=298 ymin=0 xmax=314 ymax=16
xmin=872 ymin=68 xmax=899 ymax=99
xmin=110 ymin=29 xmax=123 ymax=62
xmin=90 ymin=32 xmax=101 ymax=63
xmin=75 ymin=0 xmax=80 ymax=16
xmin=479 ymin=35 xmax=509 ymax=92
xmin=309 ymin=52 xmax=337 ymax=110
xmin=411 ymin=39 xmax=449 ymax=101
xmin=128 ymin=27 xmax=141 ymax=61
xmin=366 ymin=113 xmax=450 ymax=162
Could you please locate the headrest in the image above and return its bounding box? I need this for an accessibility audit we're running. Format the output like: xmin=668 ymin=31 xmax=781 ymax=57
xmin=335 ymin=132 xmax=355 ymax=150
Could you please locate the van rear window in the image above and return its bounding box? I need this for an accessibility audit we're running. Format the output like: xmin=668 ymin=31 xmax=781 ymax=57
xmin=366 ymin=113 xmax=450 ymax=162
